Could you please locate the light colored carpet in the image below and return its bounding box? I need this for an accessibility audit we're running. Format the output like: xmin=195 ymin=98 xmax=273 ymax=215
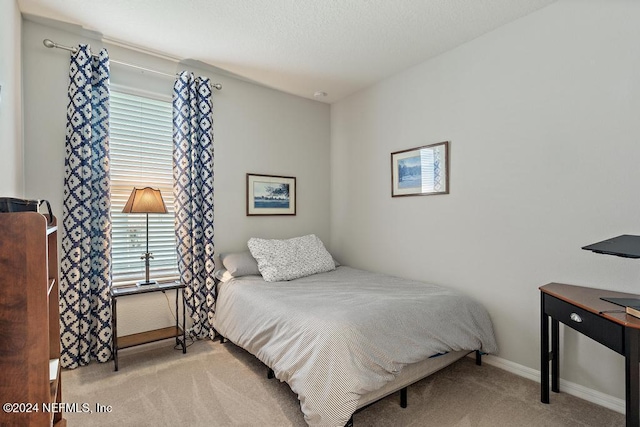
xmin=62 ymin=339 xmax=624 ymax=426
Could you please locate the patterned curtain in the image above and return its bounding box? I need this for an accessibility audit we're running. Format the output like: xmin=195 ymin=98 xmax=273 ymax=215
xmin=173 ymin=71 xmax=216 ymax=338
xmin=59 ymin=45 xmax=112 ymax=369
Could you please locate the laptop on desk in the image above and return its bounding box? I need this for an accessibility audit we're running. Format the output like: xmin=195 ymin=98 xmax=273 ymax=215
xmin=582 ymin=235 xmax=640 ymax=307
xmin=600 ymin=297 xmax=640 ymax=308
xmin=582 ymin=234 xmax=640 ymax=259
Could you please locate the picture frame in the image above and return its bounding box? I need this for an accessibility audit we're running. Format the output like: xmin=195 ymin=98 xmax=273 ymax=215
xmin=246 ymin=173 xmax=296 ymax=216
xmin=391 ymin=141 xmax=449 ymax=197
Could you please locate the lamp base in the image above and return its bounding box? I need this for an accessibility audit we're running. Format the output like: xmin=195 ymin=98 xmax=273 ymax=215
xmin=137 ymin=279 xmax=158 ymax=286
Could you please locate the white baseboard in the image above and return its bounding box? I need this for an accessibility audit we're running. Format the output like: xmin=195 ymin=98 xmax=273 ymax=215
xmin=471 ymin=353 xmax=625 ymax=414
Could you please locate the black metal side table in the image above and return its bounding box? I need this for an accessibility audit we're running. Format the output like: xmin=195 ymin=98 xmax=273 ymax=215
xmin=111 ymin=281 xmax=187 ymax=371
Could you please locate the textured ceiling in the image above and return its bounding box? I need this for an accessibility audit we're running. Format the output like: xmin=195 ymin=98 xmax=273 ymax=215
xmin=18 ymin=0 xmax=556 ymax=103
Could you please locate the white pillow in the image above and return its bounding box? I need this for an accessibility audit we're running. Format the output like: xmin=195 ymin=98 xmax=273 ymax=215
xmin=219 ymin=251 xmax=261 ymax=277
xmin=247 ymin=234 xmax=336 ymax=282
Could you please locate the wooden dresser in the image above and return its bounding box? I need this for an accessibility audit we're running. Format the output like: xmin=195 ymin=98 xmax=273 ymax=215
xmin=0 ymin=212 xmax=65 ymax=426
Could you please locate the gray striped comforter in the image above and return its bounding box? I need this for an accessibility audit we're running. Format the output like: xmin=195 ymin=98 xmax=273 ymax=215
xmin=212 ymin=266 xmax=498 ymax=426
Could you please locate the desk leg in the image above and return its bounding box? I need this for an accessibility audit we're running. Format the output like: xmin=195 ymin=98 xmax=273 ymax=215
xmin=541 ymin=293 xmax=549 ymax=403
xmin=112 ymin=296 xmax=118 ymax=372
xmin=551 ymin=318 xmax=559 ymax=393
xmin=174 ymin=288 xmax=180 ymax=347
xmin=625 ymin=328 xmax=639 ymax=427
xmin=182 ymin=288 xmax=187 ymax=354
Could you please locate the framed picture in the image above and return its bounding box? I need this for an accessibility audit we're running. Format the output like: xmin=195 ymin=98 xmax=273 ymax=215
xmin=246 ymin=173 xmax=296 ymax=216
xmin=391 ymin=141 xmax=449 ymax=197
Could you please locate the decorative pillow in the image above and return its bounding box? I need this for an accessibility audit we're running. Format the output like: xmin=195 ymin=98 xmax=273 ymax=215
xmin=219 ymin=251 xmax=261 ymax=277
xmin=247 ymin=234 xmax=336 ymax=282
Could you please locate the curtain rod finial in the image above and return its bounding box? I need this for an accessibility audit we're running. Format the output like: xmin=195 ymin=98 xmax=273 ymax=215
xmin=43 ymin=39 xmax=56 ymax=48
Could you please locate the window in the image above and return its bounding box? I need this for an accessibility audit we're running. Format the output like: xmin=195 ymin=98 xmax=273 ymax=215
xmin=110 ymin=89 xmax=178 ymax=286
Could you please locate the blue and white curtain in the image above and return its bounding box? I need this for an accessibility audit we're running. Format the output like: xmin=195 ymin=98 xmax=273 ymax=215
xmin=173 ymin=71 xmax=216 ymax=338
xmin=60 ymin=45 xmax=112 ymax=369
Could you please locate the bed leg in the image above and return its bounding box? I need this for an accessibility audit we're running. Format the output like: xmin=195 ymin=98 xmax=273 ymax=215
xmin=476 ymin=350 xmax=482 ymax=366
xmin=267 ymin=368 xmax=274 ymax=379
xmin=345 ymin=416 xmax=354 ymax=427
xmin=400 ymin=387 xmax=408 ymax=408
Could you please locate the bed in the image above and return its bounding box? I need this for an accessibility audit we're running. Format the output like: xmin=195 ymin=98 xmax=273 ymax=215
xmin=212 ymin=236 xmax=498 ymax=427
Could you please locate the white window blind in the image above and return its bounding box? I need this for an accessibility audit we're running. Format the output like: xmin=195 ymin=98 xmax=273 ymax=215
xmin=110 ymin=90 xmax=178 ymax=286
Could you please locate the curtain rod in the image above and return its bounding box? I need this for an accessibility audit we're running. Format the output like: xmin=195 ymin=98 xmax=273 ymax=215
xmin=43 ymin=39 xmax=222 ymax=90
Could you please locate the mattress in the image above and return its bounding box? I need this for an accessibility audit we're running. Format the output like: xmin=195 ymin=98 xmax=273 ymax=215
xmin=213 ymin=266 xmax=497 ymax=426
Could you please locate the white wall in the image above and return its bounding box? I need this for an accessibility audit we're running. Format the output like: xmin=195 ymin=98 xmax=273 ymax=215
xmin=0 ymin=0 xmax=23 ymax=196
xmin=331 ymin=0 xmax=640 ymax=401
xmin=22 ymin=18 xmax=331 ymax=336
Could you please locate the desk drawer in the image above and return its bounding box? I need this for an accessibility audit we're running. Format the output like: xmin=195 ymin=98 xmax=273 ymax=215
xmin=544 ymin=294 xmax=624 ymax=355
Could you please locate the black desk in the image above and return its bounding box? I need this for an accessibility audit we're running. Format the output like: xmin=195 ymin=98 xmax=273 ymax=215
xmin=540 ymin=283 xmax=640 ymax=427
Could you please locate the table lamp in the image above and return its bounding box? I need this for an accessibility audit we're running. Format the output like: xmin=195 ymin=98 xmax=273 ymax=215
xmin=122 ymin=187 xmax=168 ymax=285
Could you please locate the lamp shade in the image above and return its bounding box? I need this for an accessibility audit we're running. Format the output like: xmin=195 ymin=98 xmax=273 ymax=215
xmin=122 ymin=187 xmax=168 ymax=214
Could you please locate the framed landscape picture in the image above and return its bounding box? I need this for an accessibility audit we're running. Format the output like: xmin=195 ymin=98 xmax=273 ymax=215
xmin=391 ymin=141 xmax=449 ymax=197
xmin=246 ymin=173 xmax=296 ymax=216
